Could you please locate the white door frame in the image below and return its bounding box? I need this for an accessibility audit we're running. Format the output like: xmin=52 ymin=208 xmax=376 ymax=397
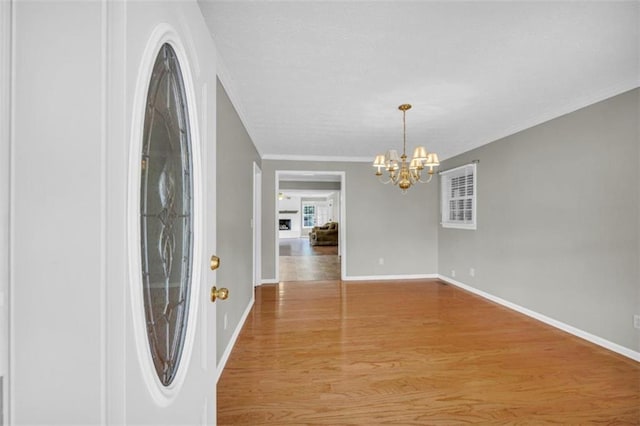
xmin=0 ymin=1 xmax=11 ymax=423
xmin=274 ymin=170 xmax=346 ymax=283
xmin=253 ymin=162 xmax=262 ymax=286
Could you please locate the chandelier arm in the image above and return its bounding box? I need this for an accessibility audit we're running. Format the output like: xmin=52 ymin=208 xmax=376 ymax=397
xmin=411 ymin=168 xmax=434 ymax=184
xmin=416 ymin=174 xmax=434 ymax=184
xmin=410 ymin=169 xmax=422 ymax=184
xmin=377 ymin=175 xmax=393 ymax=185
xmin=408 ymin=172 xmax=417 ymax=185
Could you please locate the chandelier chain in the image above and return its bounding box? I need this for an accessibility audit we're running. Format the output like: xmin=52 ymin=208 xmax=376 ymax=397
xmin=402 ymin=109 xmax=406 ymax=157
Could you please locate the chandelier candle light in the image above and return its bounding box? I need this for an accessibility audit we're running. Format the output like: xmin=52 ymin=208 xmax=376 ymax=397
xmin=372 ymin=104 xmax=440 ymax=193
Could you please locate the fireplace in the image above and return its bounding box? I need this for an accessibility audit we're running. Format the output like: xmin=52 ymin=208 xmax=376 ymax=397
xmin=279 ymin=219 xmax=291 ymax=230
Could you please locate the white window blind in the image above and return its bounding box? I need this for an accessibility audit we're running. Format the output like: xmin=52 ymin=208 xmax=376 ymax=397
xmin=440 ymin=163 xmax=477 ymax=230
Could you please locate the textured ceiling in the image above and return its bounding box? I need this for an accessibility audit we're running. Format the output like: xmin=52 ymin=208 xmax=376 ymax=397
xmin=199 ymin=1 xmax=639 ymax=162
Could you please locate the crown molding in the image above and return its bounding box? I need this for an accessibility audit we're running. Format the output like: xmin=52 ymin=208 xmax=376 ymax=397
xmin=262 ymin=154 xmax=372 ymax=163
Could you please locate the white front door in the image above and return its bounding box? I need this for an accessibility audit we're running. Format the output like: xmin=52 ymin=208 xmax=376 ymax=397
xmin=108 ymin=3 xmax=219 ymax=424
xmin=7 ymin=1 xmax=219 ymax=423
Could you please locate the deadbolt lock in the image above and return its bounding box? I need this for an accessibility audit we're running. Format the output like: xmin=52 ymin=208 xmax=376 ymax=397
xmin=210 ymin=255 xmax=220 ymax=271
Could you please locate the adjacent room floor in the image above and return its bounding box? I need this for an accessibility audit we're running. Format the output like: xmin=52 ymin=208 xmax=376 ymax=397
xmin=217 ymin=280 xmax=640 ymax=424
xmin=278 ymin=237 xmax=340 ymax=281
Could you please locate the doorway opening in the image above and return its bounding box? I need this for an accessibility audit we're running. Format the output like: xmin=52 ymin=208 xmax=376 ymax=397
xmin=275 ymin=171 xmax=345 ymax=282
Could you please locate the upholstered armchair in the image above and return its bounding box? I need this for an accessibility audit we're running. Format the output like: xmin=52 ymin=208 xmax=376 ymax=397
xmin=309 ymin=222 xmax=338 ymax=246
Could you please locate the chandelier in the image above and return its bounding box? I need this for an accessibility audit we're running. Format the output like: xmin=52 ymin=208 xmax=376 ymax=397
xmin=372 ymin=104 xmax=440 ymax=193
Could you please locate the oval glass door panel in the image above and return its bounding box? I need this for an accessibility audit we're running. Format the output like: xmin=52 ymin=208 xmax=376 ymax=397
xmin=140 ymin=43 xmax=194 ymax=386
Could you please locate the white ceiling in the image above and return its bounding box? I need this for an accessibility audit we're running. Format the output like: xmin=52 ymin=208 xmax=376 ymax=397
xmin=199 ymin=1 xmax=639 ymax=162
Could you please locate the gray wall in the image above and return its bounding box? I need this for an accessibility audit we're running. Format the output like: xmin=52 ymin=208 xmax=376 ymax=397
xmin=438 ymin=88 xmax=640 ymax=352
xmin=216 ymin=79 xmax=261 ymax=364
xmin=262 ymin=160 xmax=440 ymax=280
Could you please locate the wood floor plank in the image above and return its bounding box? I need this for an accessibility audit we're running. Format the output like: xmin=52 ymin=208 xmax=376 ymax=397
xmin=217 ymin=280 xmax=640 ymax=425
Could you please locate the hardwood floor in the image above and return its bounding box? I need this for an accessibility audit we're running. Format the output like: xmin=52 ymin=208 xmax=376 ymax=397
xmin=217 ymin=280 xmax=640 ymax=425
xmin=279 ymin=237 xmax=338 ymax=256
xmin=279 ymin=238 xmax=340 ymax=281
xmin=279 ymin=255 xmax=341 ymax=281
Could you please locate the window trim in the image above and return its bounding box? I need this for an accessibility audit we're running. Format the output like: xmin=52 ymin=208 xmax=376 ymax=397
xmin=440 ymin=163 xmax=477 ymax=230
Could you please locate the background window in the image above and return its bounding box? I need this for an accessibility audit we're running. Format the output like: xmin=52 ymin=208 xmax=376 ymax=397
xmin=440 ymin=163 xmax=477 ymax=230
xmin=303 ymin=204 xmax=316 ymax=227
xmin=302 ymin=202 xmax=330 ymax=227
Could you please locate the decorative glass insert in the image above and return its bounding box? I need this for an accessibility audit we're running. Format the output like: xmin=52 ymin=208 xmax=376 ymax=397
xmin=140 ymin=43 xmax=194 ymax=386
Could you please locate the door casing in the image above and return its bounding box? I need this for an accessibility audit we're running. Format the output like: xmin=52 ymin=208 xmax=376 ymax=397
xmin=253 ymin=162 xmax=262 ymax=286
xmin=0 ymin=1 xmax=11 ymax=423
xmin=274 ymin=170 xmax=346 ymax=282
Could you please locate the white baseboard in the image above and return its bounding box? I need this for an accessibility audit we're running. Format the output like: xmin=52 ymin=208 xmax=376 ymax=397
xmin=438 ymin=275 xmax=640 ymax=363
xmin=262 ymin=275 xmax=439 ymax=283
xmin=343 ymin=273 xmax=438 ymax=282
xmin=216 ymin=293 xmax=255 ymax=382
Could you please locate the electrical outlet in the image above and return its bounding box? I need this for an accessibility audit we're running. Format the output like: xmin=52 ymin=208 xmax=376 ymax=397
xmin=451 ymin=270 xmax=456 ymax=278
xmin=634 ymin=314 xmax=640 ymax=330
xmin=469 ymin=268 xmax=475 ymax=277
xmin=379 ymin=258 xmax=384 ymax=265
xmin=224 ymin=313 xmax=228 ymax=330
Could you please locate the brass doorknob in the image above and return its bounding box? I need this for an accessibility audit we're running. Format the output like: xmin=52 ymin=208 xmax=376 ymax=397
xmin=210 ymin=255 xmax=220 ymax=271
xmin=211 ymin=286 xmax=229 ymax=302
